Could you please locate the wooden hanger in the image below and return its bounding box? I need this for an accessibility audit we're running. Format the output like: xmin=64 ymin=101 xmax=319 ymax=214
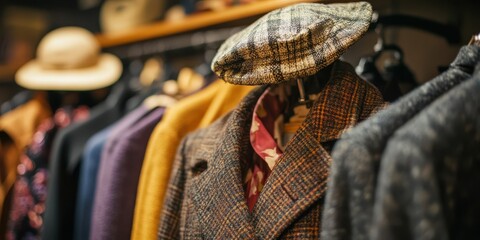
xmin=469 ymin=33 xmax=480 ymax=46
xmin=143 ymin=67 xmax=204 ymax=109
xmin=139 ymin=57 xmax=164 ymax=87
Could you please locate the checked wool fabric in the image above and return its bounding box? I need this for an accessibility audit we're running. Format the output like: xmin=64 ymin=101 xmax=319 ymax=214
xmin=158 ymin=61 xmax=386 ymax=239
xmin=212 ymin=2 xmax=373 ymax=85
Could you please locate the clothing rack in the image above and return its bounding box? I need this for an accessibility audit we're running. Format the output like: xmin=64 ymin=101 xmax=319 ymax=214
xmin=370 ymin=13 xmax=461 ymax=44
xmin=103 ymin=26 xmax=245 ymax=60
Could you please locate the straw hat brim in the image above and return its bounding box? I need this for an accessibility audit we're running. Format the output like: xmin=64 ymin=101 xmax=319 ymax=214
xmin=15 ymin=53 xmax=122 ymax=91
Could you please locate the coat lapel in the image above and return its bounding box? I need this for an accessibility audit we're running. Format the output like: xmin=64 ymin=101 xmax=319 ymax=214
xmin=253 ymin=61 xmax=377 ymax=238
xmin=188 ymin=86 xmax=268 ymax=239
xmin=253 ymin=128 xmax=330 ymax=239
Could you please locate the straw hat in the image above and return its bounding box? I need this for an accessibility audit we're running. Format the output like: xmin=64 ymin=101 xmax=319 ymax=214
xmin=212 ymin=2 xmax=373 ymax=85
xmin=100 ymin=0 xmax=165 ymax=33
xmin=15 ymin=27 xmax=122 ymax=91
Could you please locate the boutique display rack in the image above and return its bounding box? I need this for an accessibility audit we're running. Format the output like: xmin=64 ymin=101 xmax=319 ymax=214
xmin=96 ymin=0 xmax=323 ymax=48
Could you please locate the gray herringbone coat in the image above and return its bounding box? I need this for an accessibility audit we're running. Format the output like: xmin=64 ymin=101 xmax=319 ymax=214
xmin=321 ymin=45 xmax=480 ymax=240
xmin=372 ymin=67 xmax=480 ymax=240
xmin=158 ymin=61 xmax=385 ymax=239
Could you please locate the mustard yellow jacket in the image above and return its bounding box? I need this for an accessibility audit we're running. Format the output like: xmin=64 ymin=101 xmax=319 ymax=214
xmin=131 ymin=80 xmax=254 ymax=240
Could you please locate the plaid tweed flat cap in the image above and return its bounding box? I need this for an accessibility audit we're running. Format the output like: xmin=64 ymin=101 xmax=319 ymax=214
xmin=212 ymin=2 xmax=373 ymax=85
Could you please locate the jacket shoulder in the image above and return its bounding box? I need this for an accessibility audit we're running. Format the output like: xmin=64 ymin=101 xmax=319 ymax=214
xmin=180 ymin=111 xmax=233 ymax=173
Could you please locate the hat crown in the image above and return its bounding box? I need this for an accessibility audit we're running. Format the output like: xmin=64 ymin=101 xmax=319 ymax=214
xmin=37 ymin=27 xmax=100 ymax=70
xmin=211 ymin=2 xmax=373 ymax=85
xmin=100 ymin=0 xmax=165 ymax=33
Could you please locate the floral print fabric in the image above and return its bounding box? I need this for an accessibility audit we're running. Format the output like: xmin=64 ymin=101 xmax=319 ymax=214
xmin=244 ymin=87 xmax=287 ymax=211
xmin=5 ymin=107 xmax=88 ymax=240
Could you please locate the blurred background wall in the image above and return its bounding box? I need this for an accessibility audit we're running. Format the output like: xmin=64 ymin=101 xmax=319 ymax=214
xmin=1 ymin=0 xmax=479 ymax=103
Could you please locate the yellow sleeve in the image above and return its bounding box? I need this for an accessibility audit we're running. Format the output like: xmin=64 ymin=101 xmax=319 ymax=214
xmin=131 ymin=81 xmax=254 ymax=240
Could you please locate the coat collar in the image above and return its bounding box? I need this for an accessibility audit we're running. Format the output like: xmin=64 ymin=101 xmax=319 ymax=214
xmin=189 ymin=61 xmax=382 ymax=238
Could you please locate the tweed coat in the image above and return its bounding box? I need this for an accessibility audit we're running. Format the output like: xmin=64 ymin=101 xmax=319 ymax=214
xmin=158 ymin=61 xmax=385 ymax=239
xmin=371 ymin=67 xmax=480 ymax=240
xmin=320 ymin=45 xmax=480 ymax=240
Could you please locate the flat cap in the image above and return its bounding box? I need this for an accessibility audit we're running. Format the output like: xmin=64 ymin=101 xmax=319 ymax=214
xmin=212 ymin=2 xmax=373 ymax=85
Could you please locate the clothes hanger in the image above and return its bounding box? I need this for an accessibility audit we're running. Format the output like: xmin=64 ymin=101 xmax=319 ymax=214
xmin=293 ymin=64 xmax=333 ymax=108
xmin=468 ymin=33 xmax=480 ymax=46
xmin=135 ymin=40 xmax=216 ymax=110
xmin=363 ymin=12 xmax=461 ymax=99
xmin=139 ymin=57 xmax=164 ymax=87
xmin=143 ymin=67 xmax=205 ymax=109
xmin=357 ymin=22 xmax=417 ymax=101
xmin=295 ymin=79 xmax=311 ymax=108
xmin=176 ymin=67 xmax=204 ymax=94
xmin=140 ymin=57 xmax=176 ymax=109
xmin=369 ymin=12 xmax=461 ymax=44
xmin=125 ymin=57 xmax=168 ymax=111
xmin=380 ymin=44 xmax=418 ymax=95
xmin=283 ymin=64 xmax=333 ymax=136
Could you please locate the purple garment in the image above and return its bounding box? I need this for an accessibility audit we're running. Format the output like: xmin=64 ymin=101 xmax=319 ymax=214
xmin=90 ymin=107 xmax=164 ymax=240
xmin=78 ymin=105 xmax=150 ymax=240
xmin=103 ymin=105 xmax=152 ymax=153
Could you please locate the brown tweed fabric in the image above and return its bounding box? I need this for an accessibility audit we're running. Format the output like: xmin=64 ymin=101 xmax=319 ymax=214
xmin=211 ymin=2 xmax=373 ymax=85
xmin=158 ymin=61 xmax=385 ymax=239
